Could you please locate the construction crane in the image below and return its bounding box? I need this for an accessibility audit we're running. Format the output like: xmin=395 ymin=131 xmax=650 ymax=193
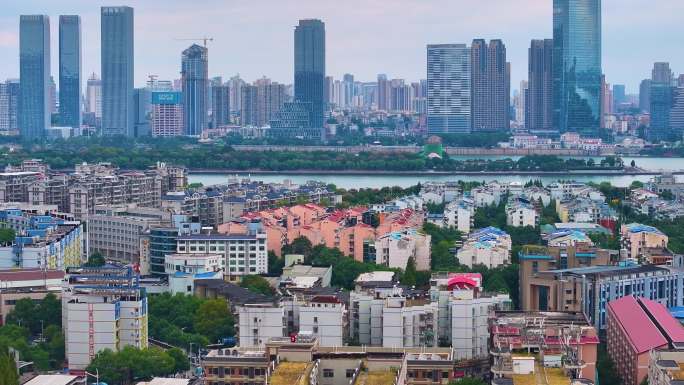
xmin=174 ymin=37 xmax=214 ymax=47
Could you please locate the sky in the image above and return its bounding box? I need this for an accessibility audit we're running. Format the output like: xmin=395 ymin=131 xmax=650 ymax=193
xmin=0 ymin=0 xmax=682 ymax=94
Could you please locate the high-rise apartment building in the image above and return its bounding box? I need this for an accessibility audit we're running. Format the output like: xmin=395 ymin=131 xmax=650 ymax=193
xmin=58 ymin=15 xmax=81 ymax=129
xmin=613 ymin=84 xmax=626 ymax=110
xmin=639 ymin=79 xmax=651 ymax=113
xmin=0 ymin=80 xmax=20 ymax=134
xmin=228 ymin=75 xmax=245 ymax=116
xmin=19 ymin=15 xmax=51 ymax=139
xmin=241 ymin=78 xmax=287 ymax=127
xmin=377 ymin=74 xmax=390 ymax=111
xmin=600 ymin=75 xmax=613 ymax=129
xmin=471 ymin=39 xmax=509 ymax=131
xmin=101 ymin=6 xmax=134 ymax=136
xmin=514 ymin=80 xmax=528 ymax=127
xmin=151 ymin=91 xmax=183 ymax=137
xmin=427 ymin=44 xmax=471 ymax=134
xmin=211 ymin=84 xmax=230 ymax=128
xmin=527 ymin=39 xmax=553 ymax=132
xmin=85 ymin=73 xmax=102 ymax=118
xmin=342 ymin=73 xmax=354 ymax=108
xmin=181 ymin=44 xmax=208 ymax=136
xmin=294 ymin=19 xmax=325 ymax=128
xmin=650 ymin=62 xmax=675 ymax=141
xmin=553 ymin=0 xmax=602 ymax=134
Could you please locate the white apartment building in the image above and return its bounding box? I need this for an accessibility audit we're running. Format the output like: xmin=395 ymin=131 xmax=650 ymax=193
xmin=165 ymin=253 xmax=222 ymax=294
xmin=506 ymin=200 xmax=539 ymax=228
xmin=444 ymin=197 xmax=475 ymax=233
xmin=298 ymin=296 xmax=346 ymax=347
xmin=471 ymin=186 xmax=501 ymax=208
xmin=382 ymin=297 xmax=438 ymax=348
xmin=429 ymin=273 xmax=511 ymax=360
xmin=236 ymin=304 xmax=286 ymax=347
xmin=456 ymin=227 xmax=511 ymax=268
xmin=349 ymin=285 xmax=403 ymax=346
xmin=374 ymin=229 xmax=431 ymax=271
xmin=176 ymin=231 xmax=268 ymax=279
xmin=62 ymin=267 xmax=148 ymax=370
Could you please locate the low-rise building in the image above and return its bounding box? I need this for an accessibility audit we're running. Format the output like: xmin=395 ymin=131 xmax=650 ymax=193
xmin=505 ymin=198 xmax=538 ymax=228
xmin=456 ymin=227 xmax=511 ymax=268
xmin=374 ymin=229 xmax=431 ymax=271
xmin=621 ymin=223 xmax=669 ymax=260
xmin=607 ymin=296 xmax=684 ymax=385
xmin=299 ymin=295 xmax=346 ymax=347
xmin=444 ymin=197 xmax=474 ymax=233
xmin=0 ymin=268 xmax=64 ymax=325
xmin=281 ymin=264 xmax=332 ymax=289
xmin=164 ymin=253 xmax=222 ymax=295
xmin=648 ymin=349 xmax=684 ymax=385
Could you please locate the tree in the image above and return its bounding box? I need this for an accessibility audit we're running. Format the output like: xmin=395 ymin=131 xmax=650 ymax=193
xmin=268 ymin=251 xmax=285 ymax=276
xmin=87 ymin=346 xmax=180 ymax=385
xmin=283 ymin=236 xmax=313 ymax=256
xmin=240 ymin=275 xmax=275 ymax=296
xmin=85 ymin=252 xmax=106 ymax=267
xmin=448 ymin=377 xmax=487 ymax=385
xmin=167 ymin=347 xmax=191 ymax=373
xmin=0 ymin=228 xmax=15 ymax=245
xmin=193 ymin=299 xmax=235 ymax=343
xmin=401 ymin=257 xmax=417 ymax=287
xmin=0 ymin=348 xmax=19 ymax=385
xmin=597 ymin=344 xmax=622 ymax=385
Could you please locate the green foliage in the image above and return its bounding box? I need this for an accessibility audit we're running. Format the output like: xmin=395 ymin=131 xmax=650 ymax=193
xmin=426 ymin=202 xmax=446 ymax=214
xmin=86 ymin=346 xmax=188 ymax=385
xmin=306 ymin=244 xmax=397 ymax=289
xmin=268 ymin=251 xmax=285 ymax=276
xmin=240 ymin=275 xmax=275 ymax=296
xmin=147 ymin=293 xmax=234 ymax=349
xmin=448 ymin=377 xmax=488 ymax=385
xmin=6 ymin=293 xmax=61 ymax=335
xmin=540 ymin=199 xmax=560 ymax=225
xmin=0 ymin=347 xmax=19 ymax=385
xmin=597 ymin=344 xmax=622 ymax=385
xmin=282 ymin=236 xmax=313 ymax=256
xmin=167 ymin=347 xmax=191 ymax=373
xmin=0 ymin=228 xmax=15 ymax=245
xmin=193 ymin=299 xmax=235 ymax=343
xmin=339 ymin=185 xmax=420 ymax=206
xmin=84 ymin=252 xmax=106 ymax=267
xmin=401 ymin=257 xmax=417 ymax=287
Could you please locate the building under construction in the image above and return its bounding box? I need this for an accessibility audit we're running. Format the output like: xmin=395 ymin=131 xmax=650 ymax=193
xmin=490 ymin=311 xmax=598 ymax=385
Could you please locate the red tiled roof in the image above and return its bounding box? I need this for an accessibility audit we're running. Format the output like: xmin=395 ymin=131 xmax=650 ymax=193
xmin=640 ymin=298 xmax=684 ymax=344
xmin=607 ymin=296 xmax=667 ymax=353
xmin=0 ymin=269 xmax=64 ymax=281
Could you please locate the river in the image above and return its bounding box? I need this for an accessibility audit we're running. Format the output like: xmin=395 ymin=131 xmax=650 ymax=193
xmin=188 ymin=156 xmax=684 ymax=189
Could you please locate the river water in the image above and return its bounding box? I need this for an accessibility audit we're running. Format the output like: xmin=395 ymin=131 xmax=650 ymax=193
xmin=188 ymin=156 xmax=684 ymax=189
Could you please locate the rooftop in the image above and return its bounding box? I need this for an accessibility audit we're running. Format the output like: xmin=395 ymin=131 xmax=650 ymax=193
xmin=607 ymin=296 xmax=668 ymax=353
xmin=355 ymin=271 xmax=395 ymax=283
xmin=270 ymin=362 xmax=311 ymax=385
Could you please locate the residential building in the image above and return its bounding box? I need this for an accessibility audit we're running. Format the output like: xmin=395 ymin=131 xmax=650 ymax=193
xmin=621 ymin=223 xmax=668 ymax=260
xmin=430 ymin=273 xmax=511 ymax=360
xmin=63 ymin=266 xmax=147 ymax=370
xmin=607 ymin=296 xmax=684 ymax=385
xmin=374 ymin=229 xmax=431 ymax=271
xmin=505 ymin=198 xmax=539 ymax=227
xmin=280 ymin=263 xmax=332 ymax=289
xmin=144 ymin=214 xmax=201 ymax=275
xmin=101 ymin=6 xmax=134 ymax=136
xmin=176 ymin=228 xmax=268 ymax=280
xmin=210 ymin=83 xmax=230 ymax=128
xmin=0 ymin=79 xmax=20 ymax=134
xmin=85 ymin=73 xmax=102 ymax=120
xmin=181 ymin=44 xmax=208 ymax=136
xmin=88 ymin=205 xmax=171 ymax=263
xmin=19 ymin=15 xmax=51 ymax=139
xmin=518 ymin=244 xmax=614 ymax=311
xmin=490 ymin=311 xmax=598 ymax=382
xmin=427 ymin=44 xmax=471 ymax=134
xmin=640 ymin=79 xmax=652 ymax=113
xmin=299 ymin=295 xmax=346 ymax=347
xmin=241 ymin=79 xmax=286 ymax=127
xmin=527 ymin=39 xmax=554 ymax=132
xmin=552 ymin=0 xmax=602 ymax=134
xmin=58 ymin=15 xmax=81 ymax=129
xmin=151 ymin=91 xmax=183 ymax=137
xmin=294 ymin=19 xmax=326 ymax=128
xmin=0 ymin=209 xmax=83 ymax=269
xmin=382 ymin=296 xmax=438 ymax=348
xmin=164 ymin=253 xmax=222 ymax=295
xmin=443 ymin=197 xmax=475 ymax=234
xmin=648 ymin=349 xmax=684 ymax=385
xmin=471 ymin=39 xmax=509 ymax=132
xmin=456 ymin=227 xmax=511 ymax=268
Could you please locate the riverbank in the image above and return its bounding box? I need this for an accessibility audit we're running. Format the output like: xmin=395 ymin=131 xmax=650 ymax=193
xmin=187 ymin=167 xmax=661 ymax=176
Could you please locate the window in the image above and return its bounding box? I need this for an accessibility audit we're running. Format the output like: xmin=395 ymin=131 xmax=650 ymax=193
xmin=323 ymin=369 xmax=334 ymax=378
xmin=346 ymin=369 xmax=355 ymax=378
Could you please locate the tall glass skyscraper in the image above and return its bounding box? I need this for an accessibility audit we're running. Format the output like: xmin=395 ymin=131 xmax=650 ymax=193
xmin=294 ymin=19 xmax=325 ymax=128
xmin=552 ymin=0 xmax=602 ymax=134
xmin=527 ymin=39 xmax=554 ymax=132
xmin=101 ymin=6 xmax=134 ymax=137
xmin=59 ymin=15 xmax=81 ymax=129
xmin=426 ymin=44 xmax=471 ymax=134
xmin=19 ymin=15 xmax=51 ymax=139
xmin=181 ymin=44 xmax=208 ymax=136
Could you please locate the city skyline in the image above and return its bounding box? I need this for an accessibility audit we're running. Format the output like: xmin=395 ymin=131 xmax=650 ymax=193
xmin=0 ymin=0 xmax=682 ymax=93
